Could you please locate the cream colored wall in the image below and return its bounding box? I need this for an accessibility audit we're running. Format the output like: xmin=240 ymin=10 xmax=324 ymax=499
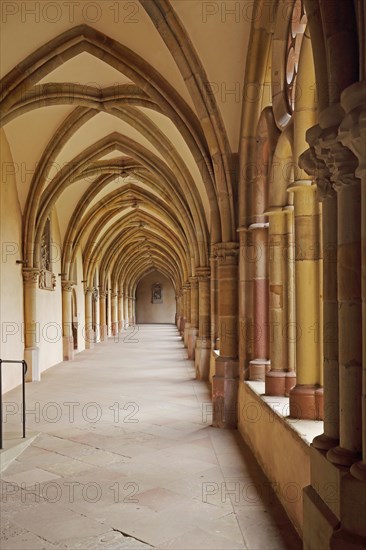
xmin=0 ymin=129 xmax=25 ymax=393
xmin=37 ymin=209 xmax=63 ymax=373
xmin=238 ymin=383 xmax=311 ymax=537
xmin=136 ymin=271 xmax=176 ymax=324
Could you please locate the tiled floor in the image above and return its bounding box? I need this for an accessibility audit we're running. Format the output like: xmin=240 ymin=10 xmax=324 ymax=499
xmin=1 ymin=325 xmax=302 ymax=549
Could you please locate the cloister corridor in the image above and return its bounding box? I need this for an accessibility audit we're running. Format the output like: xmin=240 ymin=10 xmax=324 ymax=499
xmin=1 ymin=325 xmax=300 ymax=550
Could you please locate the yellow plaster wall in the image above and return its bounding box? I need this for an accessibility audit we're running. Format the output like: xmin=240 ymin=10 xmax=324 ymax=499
xmin=238 ymin=382 xmax=311 ymax=537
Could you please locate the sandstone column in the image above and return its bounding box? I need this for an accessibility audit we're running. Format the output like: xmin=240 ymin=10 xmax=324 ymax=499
xmin=99 ymin=290 xmax=107 ymax=341
xmin=248 ymin=223 xmax=270 ymax=381
xmin=187 ymin=276 xmax=198 ymax=359
xmin=212 ymin=242 xmax=239 ymax=428
xmin=183 ymin=281 xmax=191 ymax=347
xmin=111 ymin=292 xmax=118 ymax=336
xmin=265 ymin=209 xmax=296 ymax=396
xmin=128 ymin=295 xmax=134 ymax=326
xmin=61 ymin=280 xmax=74 ymax=361
xmin=118 ymin=290 xmax=124 ymax=333
xmin=288 ymin=181 xmax=323 ymax=420
xmin=195 ymin=267 xmax=211 ymax=380
xmin=339 ymin=85 xmax=366 ymax=481
xmin=22 ymin=268 xmax=40 ymax=381
xmin=123 ymin=292 xmax=129 ymax=328
xmin=324 ymin=141 xmax=362 ymax=467
xmin=84 ymin=286 xmax=94 ymax=350
xmin=301 ymin=128 xmax=340 ymax=448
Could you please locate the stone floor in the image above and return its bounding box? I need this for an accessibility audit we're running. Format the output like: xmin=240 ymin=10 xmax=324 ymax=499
xmin=1 ymin=325 xmax=302 ymax=550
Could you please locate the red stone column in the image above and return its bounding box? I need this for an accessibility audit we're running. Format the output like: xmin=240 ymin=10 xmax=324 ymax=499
xmin=212 ymin=242 xmax=239 ymax=428
xmin=248 ymin=223 xmax=270 ymax=381
xmin=195 ymin=267 xmax=211 ymax=380
xmin=187 ymin=277 xmax=198 ymax=360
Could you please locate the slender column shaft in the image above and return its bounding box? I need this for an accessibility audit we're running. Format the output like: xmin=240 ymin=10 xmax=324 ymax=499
xmin=188 ymin=277 xmax=198 ymax=359
xmin=99 ymin=291 xmax=107 ymax=341
xmin=61 ymin=280 xmax=74 ymax=361
xmin=118 ymin=291 xmax=124 ymax=332
xmin=265 ymin=210 xmax=295 ymax=396
xmin=22 ymin=268 xmax=40 ymax=381
xmin=210 ymin=254 xmax=219 ymax=350
xmin=123 ymin=294 xmax=129 ymax=328
xmin=289 ymin=182 xmax=323 ymax=420
xmin=84 ymin=287 xmax=94 ymax=350
xmin=248 ymin=224 xmax=270 ymax=381
xmin=212 ymin=242 xmax=239 ymax=428
xmin=195 ymin=268 xmax=211 ymax=379
xmin=111 ymin=292 xmax=118 ymax=336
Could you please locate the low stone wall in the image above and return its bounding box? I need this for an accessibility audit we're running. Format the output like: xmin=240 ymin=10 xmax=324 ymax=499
xmin=238 ymin=382 xmax=313 ymax=538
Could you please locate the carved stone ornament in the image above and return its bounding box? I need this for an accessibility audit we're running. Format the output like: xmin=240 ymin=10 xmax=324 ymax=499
xmin=39 ymin=269 xmax=57 ymax=291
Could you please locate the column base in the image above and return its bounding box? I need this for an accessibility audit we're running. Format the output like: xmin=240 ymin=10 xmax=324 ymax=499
xmin=62 ymin=336 xmax=74 ymax=361
xmin=183 ymin=322 xmax=191 ymax=347
xmin=187 ymin=327 xmax=198 ymax=359
xmin=112 ymin=322 xmax=118 ymax=336
xmin=118 ymin=321 xmax=123 ymax=333
xmin=249 ymin=358 xmax=270 ymax=381
xmin=176 ymin=315 xmax=181 ymax=331
xmin=195 ymin=338 xmax=210 ymax=380
xmin=289 ymin=383 xmax=323 ymax=420
xmin=24 ymin=347 xmax=40 ymax=382
xmin=212 ymin=356 xmax=239 ymax=429
xmin=313 ymin=433 xmax=340 ymax=452
xmin=85 ymin=328 xmax=95 ymax=349
xmin=327 ymin=445 xmax=362 ymax=468
xmin=100 ymin=324 xmax=108 ymax=341
xmin=350 ymin=461 xmax=366 ymax=483
xmin=265 ymin=370 xmax=296 ymax=396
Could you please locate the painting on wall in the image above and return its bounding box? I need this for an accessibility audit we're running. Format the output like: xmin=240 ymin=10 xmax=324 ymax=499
xmin=152 ymin=283 xmax=163 ymax=304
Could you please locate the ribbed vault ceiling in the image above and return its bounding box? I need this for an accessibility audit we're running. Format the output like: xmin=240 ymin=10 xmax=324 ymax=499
xmin=0 ymin=0 xmax=253 ymax=293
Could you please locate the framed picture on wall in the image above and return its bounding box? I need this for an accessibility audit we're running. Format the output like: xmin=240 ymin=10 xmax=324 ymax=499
xmin=152 ymin=283 xmax=163 ymax=304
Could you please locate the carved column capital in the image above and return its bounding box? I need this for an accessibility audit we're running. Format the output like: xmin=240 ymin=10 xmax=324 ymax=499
xmin=299 ymin=145 xmax=334 ymax=200
xmin=22 ymin=268 xmax=40 ymax=284
xmin=99 ymin=290 xmax=107 ymax=299
xmin=61 ymin=280 xmax=74 ymax=292
xmin=196 ymin=267 xmax=211 ymax=281
xmin=188 ymin=276 xmax=198 ymax=288
xmin=213 ymin=242 xmax=239 ymax=265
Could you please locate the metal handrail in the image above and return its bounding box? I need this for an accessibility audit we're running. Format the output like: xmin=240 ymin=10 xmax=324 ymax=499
xmin=0 ymin=359 xmax=27 ymax=449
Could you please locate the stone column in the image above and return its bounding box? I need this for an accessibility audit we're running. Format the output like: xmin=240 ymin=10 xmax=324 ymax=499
xmin=324 ymin=137 xmax=363 ymax=468
xmin=301 ymin=131 xmax=340 ymax=448
xmin=99 ymin=290 xmax=107 ymax=341
xmin=93 ymin=287 xmax=100 ymax=343
xmin=111 ymin=292 xmax=118 ymax=336
xmin=248 ymin=223 xmax=270 ymax=381
xmin=183 ymin=282 xmax=191 ymax=347
xmin=22 ymin=268 xmax=40 ymax=381
xmin=212 ymin=242 xmax=239 ymax=428
xmin=123 ymin=293 xmax=129 ymax=328
xmin=176 ymin=290 xmax=182 ymax=330
xmin=132 ymin=297 xmax=136 ymax=325
xmin=195 ymin=267 xmax=211 ymax=380
xmin=265 ymin=209 xmax=296 ymax=396
xmin=128 ymin=295 xmax=134 ymax=326
xmin=84 ymin=286 xmax=94 ymax=350
xmin=339 ymin=85 xmax=366 ymax=481
xmin=61 ymin=280 xmax=74 ymax=361
xmin=187 ymin=276 xmax=198 ymax=359
xmin=288 ymin=181 xmax=323 ymax=420
xmin=118 ymin=290 xmax=124 ymax=333
xmin=210 ymin=253 xmax=219 ymax=350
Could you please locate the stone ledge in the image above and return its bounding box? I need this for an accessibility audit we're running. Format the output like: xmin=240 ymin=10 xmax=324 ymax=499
xmin=245 ymin=380 xmax=324 ymax=445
